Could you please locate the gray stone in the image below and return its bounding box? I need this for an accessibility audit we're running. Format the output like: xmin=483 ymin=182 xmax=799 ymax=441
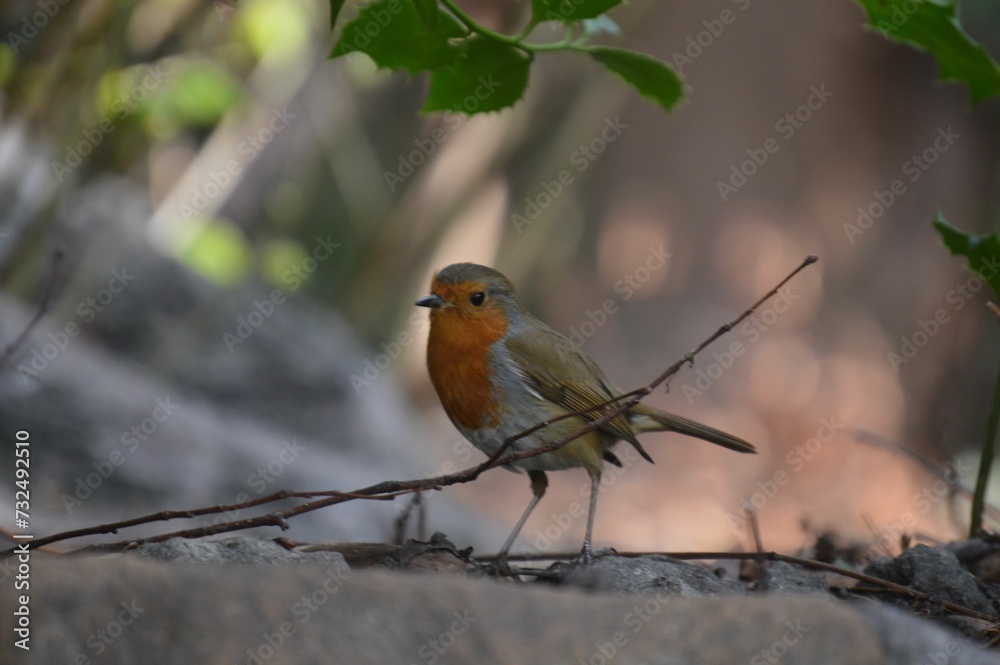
xmin=857 ymin=603 xmax=1000 ymax=665
xmin=5 ymin=554 xmax=999 ymax=665
xmin=133 ymin=536 xmax=349 ymax=568
xmin=763 ymin=561 xmax=830 ymax=595
xmin=864 ymin=545 xmax=995 ymax=616
xmin=555 ymin=554 xmax=745 ymax=596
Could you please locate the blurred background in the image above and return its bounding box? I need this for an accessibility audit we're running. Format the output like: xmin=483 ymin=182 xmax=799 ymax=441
xmin=1 ymin=0 xmax=999 ymax=559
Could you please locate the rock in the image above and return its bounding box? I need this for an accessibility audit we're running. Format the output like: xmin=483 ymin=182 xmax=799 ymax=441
xmin=0 ymin=257 xmax=490 ymax=549
xmin=863 ymin=545 xmax=994 ymax=616
xmin=302 ymin=532 xmax=475 ymax=572
xmin=5 ymin=554 xmax=999 ymax=665
xmin=555 ymin=554 xmax=745 ymax=596
xmin=945 ymin=539 xmax=1000 ymax=584
xmin=133 ymin=536 xmax=349 ymax=568
xmin=857 ymin=603 xmax=1000 ymax=665
xmin=762 ymin=561 xmax=830 ymax=595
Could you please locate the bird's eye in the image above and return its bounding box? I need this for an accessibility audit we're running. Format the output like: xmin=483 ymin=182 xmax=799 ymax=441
xmin=470 ymin=292 xmax=486 ymax=307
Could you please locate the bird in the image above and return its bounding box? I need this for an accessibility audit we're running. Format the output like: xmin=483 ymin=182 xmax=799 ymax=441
xmin=415 ymin=263 xmax=757 ymax=567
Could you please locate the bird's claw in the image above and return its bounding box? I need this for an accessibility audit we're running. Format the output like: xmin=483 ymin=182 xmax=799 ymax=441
xmin=481 ymin=555 xmax=514 ymax=577
xmin=572 ymin=545 xmax=616 ymax=566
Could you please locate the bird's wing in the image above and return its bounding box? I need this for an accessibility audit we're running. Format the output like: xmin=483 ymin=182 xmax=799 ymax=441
xmin=504 ymin=322 xmax=653 ymax=463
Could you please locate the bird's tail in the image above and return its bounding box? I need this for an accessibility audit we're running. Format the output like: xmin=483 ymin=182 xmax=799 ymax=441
xmin=630 ymin=404 xmax=757 ymax=454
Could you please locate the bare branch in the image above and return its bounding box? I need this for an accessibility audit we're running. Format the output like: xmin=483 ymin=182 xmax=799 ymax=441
xmin=3 ymin=255 xmax=818 ymax=557
xmin=484 ymin=548 xmax=997 ymax=623
xmin=0 ymin=247 xmax=66 ymax=371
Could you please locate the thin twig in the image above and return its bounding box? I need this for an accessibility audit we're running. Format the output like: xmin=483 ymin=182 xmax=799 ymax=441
xmin=971 ymin=349 xmax=1000 ymax=538
xmin=0 ymin=247 xmax=65 ymax=370
xmin=392 ymin=493 xmax=425 ymax=544
xmin=747 ymin=502 xmax=769 ymax=592
xmin=477 ymin=549 xmax=997 ymax=623
xmin=2 ymin=489 xmax=402 ymax=552
xmin=485 ymin=254 xmax=818 ymax=466
xmin=4 ymin=256 xmax=819 ymax=557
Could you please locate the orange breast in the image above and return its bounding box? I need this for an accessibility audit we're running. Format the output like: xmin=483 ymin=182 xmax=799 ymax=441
xmin=426 ymin=308 xmax=508 ymax=430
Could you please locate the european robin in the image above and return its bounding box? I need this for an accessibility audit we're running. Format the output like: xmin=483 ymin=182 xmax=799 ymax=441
xmin=416 ymin=263 xmax=757 ymax=565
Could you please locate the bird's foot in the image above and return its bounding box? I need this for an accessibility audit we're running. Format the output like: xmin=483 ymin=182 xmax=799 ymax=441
xmin=480 ymin=554 xmax=514 ymax=577
xmin=571 ymin=545 xmax=616 ymax=567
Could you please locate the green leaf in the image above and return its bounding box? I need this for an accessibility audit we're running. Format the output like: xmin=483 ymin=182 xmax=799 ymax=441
xmin=423 ymin=37 xmax=532 ymax=113
xmin=531 ymin=0 xmax=622 ymax=23
xmin=588 ymin=47 xmax=685 ymax=112
xmin=933 ymin=212 xmax=1000 ymax=299
xmin=330 ymin=0 xmax=465 ymax=73
xmin=413 ymin=0 xmax=438 ymax=30
xmin=856 ymin=0 xmax=1000 ymax=104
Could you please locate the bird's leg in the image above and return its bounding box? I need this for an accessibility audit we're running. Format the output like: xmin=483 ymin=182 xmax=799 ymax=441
xmin=493 ymin=470 xmax=548 ymax=574
xmin=577 ymin=471 xmax=602 ymax=565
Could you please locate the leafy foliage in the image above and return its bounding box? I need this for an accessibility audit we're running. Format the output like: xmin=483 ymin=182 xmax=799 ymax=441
xmin=531 ymin=0 xmax=623 ymax=23
xmin=933 ymin=213 xmax=1000 ymax=539
xmin=933 ymin=213 xmax=1000 ymax=299
xmin=328 ymin=0 xmax=683 ymax=115
xmin=856 ymin=0 xmax=1000 ymax=104
xmin=330 ymin=1 xmax=465 ymax=74
xmin=589 ymin=47 xmax=685 ymax=113
xmin=423 ymin=37 xmax=532 ymax=113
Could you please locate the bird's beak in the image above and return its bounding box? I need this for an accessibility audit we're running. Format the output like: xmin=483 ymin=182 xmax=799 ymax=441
xmin=415 ymin=294 xmax=446 ymax=309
